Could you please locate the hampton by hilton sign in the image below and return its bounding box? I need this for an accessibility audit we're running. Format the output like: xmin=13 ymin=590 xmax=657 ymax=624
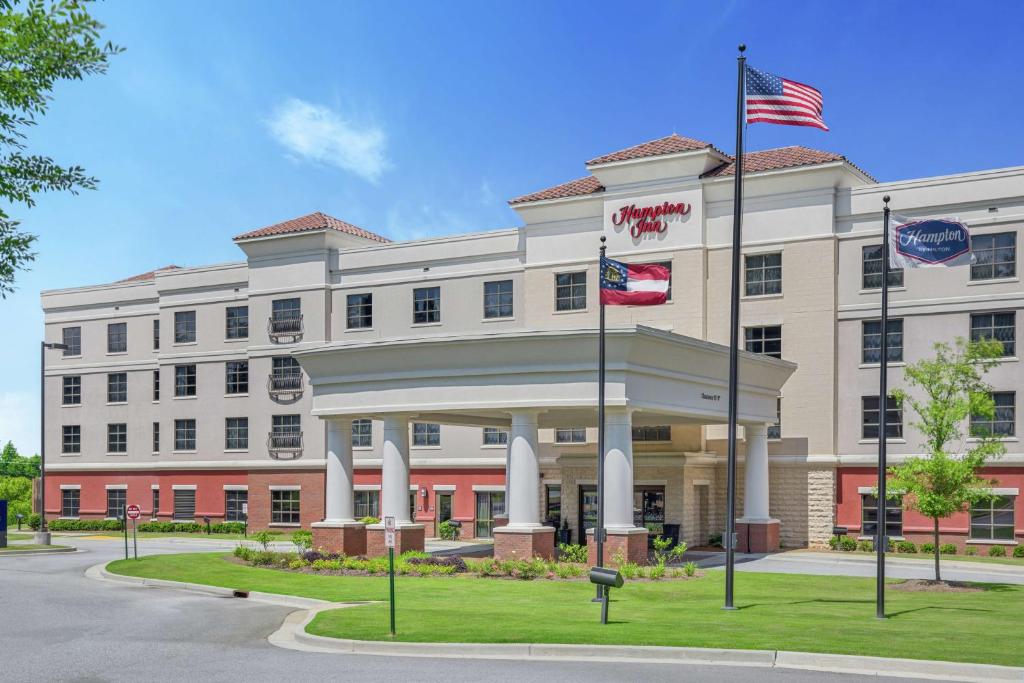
xmin=611 ymin=201 xmax=692 ymax=238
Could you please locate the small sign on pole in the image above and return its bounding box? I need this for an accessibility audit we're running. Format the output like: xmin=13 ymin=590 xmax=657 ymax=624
xmin=384 ymin=515 xmax=396 ymax=637
xmin=126 ymin=504 xmax=141 ymax=560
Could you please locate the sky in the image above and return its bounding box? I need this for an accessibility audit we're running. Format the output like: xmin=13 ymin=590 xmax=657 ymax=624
xmin=2 ymin=0 xmax=1023 ymax=455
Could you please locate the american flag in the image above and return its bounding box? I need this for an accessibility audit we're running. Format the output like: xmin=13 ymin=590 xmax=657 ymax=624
xmin=745 ymin=64 xmax=828 ymax=131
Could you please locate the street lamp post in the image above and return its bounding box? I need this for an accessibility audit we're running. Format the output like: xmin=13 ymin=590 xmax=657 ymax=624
xmin=36 ymin=340 xmax=68 ymax=545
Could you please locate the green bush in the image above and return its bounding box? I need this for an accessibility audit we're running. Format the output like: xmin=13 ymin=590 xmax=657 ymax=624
xmin=989 ymin=545 xmax=1007 ymax=557
xmin=651 ymin=536 xmax=687 ymax=567
xmin=437 ymin=520 xmax=460 ymax=540
xmin=618 ymin=561 xmax=643 ymax=579
xmin=939 ymin=543 xmax=957 ymax=555
xmin=48 ymin=518 xmax=123 ymax=531
xmin=920 ymin=542 xmax=935 ymax=554
xmin=310 ymin=558 xmax=342 ymax=571
xmin=359 ymin=516 xmax=380 ymax=525
xmin=1013 ymin=545 xmax=1024 ymax=558
xmin=137 ymin=521 xmax=203 ymax=533
xmin=827 ymin=535 xmax=839 ymax=550
xmin=965 ymin=546 xmax=978 ymax=556
xmin=895 ymin=541 xmax=917 ymax=554
xmin=291 ymin=530 xmax=313 ymax=552
xmin=683 ymin=561 xmax=698 ymax=577
xmin=647 ymin=563 xmax=666 ymax=579
xmin=252 ymin=530 xmax=275 ymax=551
xmin=558 ymin=543 xmax=587 ymax=563
xmin=856 ymin=540 xmax=873 ymax=552
xmin=839 ymin=536 xmax=857 ymax=551
xmin=708 ymin=533 xmax=723 ymax=548
xmin=233 ymin=545 xmax=254 ymax=561
xmin=554 ymin=562 xmax=585 ymax=579
xmin=211 ymin=522 xmax=245 ymax=534
xmin=27 ymin=513 xmax=41 ymax=530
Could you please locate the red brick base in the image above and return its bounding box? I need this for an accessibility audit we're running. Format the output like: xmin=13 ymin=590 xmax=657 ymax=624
xmin=586 ymin=529 xmax=649 ymax=566
xmin=311 ymin=523 xmax=367 ymax=556
xmin=366 ymin=525 xmax=425 ymax=557
xmin=493 ymin=527 xmax=555 ymax=561
xmin=737 ymin=520 xmax=780 ymax=553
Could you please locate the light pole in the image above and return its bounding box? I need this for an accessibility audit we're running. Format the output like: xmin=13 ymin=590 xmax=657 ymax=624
xmin=36 ymin=340 xmax=68 ymax=545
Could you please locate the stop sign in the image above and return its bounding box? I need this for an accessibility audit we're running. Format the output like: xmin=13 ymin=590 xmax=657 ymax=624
xmin=126 ymin=504 xmax=141 ymax=520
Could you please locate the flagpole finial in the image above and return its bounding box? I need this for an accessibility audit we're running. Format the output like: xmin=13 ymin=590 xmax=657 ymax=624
xmin=600 ymin=235 xmax=606 ymax=244
xmin=883 ymin=195 xmax=890 ymax=205
xmin=738 ymin=43 xmax=746 ymax=53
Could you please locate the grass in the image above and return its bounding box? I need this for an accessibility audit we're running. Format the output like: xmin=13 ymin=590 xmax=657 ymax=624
xmin=63 ymin=531 xmax=256 ymax=541
xmin=108 ymin=552 xmax=1024 ymax=667
xmin=7 ymin=533 xmax=32 ymax=541
xmin=0 ymin=544 xmax=67 ymax=552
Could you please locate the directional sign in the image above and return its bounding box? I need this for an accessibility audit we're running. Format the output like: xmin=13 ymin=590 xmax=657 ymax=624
xmin=384 ymin=515 xmax=396 ymax=549
xmin=126 ymin=504 xmax=141 ymax=520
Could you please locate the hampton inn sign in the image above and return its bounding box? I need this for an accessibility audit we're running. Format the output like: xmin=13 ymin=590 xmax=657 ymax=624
xmin=610 ymin=201 xmax=693 ymax=238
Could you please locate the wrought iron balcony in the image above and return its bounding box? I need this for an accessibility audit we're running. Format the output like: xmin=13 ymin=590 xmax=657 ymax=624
xmin=267 ymin=432 xmax=303 ymax=458
xmin=268 ymin=314 xmax=303 ymax=341
xmin=268 ymin=372 xmax=304 ymax=398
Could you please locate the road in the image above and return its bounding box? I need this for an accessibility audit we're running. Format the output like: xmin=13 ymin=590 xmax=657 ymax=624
xmin=0 ymin=535 xmax=931 ymax=683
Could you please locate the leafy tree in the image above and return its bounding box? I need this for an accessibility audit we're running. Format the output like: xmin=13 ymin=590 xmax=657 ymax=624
xmin=0 ymin=0 xmax=122 ymax=296
xmin=0 ymin=441 xmax=38 ymax=523
xmin=888 ymin=338 xmax=1006 ymax=581
xmin=0 ymin=440 xmax=39 ymax=477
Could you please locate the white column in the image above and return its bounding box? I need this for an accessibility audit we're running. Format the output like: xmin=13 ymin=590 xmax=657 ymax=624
xmin=323 ymin=418 xmax=355 ymax=523
xmin=506 ymin=410 xmax=542 ymax=528
xmin=741 ymin=423 xmax=771 ymax=521
xmin=604 ymin=408 xmax=636 ymax=530
xmin=381 ymin=414 xmax=412 ymax=525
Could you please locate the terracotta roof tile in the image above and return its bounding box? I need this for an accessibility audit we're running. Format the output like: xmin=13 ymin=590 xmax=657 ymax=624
xmin=586 ymin=133 xmax=718 ymax=166
xmin=508 ymin=175 xmax=605 ymax=206
xmin=702 ymin=146 xmax=874 ymax=181
xmin=113 ymin=265 xmax=181 ymax=284
xmin=233 ymin=211 xmax=390 ymax=243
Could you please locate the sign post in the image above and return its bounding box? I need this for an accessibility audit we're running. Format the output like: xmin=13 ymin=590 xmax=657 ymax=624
xmin=122 ymin=510 xmax=129 ymax=560
xmin=384 ymin=515 xmax=396 ymax=637
xmin=126 ymin=504 xmax=141 ymax=560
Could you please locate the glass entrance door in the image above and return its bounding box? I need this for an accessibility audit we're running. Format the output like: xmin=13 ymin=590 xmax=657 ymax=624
xmin=435 ymin=493 xmax=452 ymax=536
xmin=634 ymin=486 xmax=666 ymax=543
xmin=475 ymin=491 xmax=505 ymax=538
xmin=578 ymin=486 xmax=598 ymax=544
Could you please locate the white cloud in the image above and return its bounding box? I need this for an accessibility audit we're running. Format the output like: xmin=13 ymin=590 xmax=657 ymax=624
xmin=266 ymin=98 xmax=391 ymax=183
xmin=0 ymin=390 xmax=38 ymax=456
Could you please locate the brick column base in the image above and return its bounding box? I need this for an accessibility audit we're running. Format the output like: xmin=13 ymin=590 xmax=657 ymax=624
xmin=493 ymin=527 xmax=555 ymax=561
xmin=311 ymin=522 xmax=367 ymax=557
xmin=737 ymin=519 xmax=780 ymax=553
xmin=586 ymin=528 xmax=649 ymax=566
xmin=366 ymin=524 xmax=426 ymax=557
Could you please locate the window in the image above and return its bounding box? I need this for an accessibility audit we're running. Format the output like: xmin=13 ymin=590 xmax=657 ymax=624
xmin=271 ymin=415 xmax=302 ymax=450
xmin=862 ymin=396 xmax=902 ymax=440
xmin=971 ymin=312 xmax=1016 ymax=357
xmin=475 ymin=491 xmax=505 ymax=538
xmin=271 ymin=489 xmax=300 ymax=524
xmin=152 ymin=422 xmax=160 ymax=453
xmin=412 ymin=422 xmax=440 ymax=447
xmin=555 ymin=271 xmax=587 ymax=311
xmin=153 ymin=319 xmax=160 ymax=350
xmin=767 ymin=398 xmax=782 ymax=440
xmin=225 ymin=361 xmax=248 ymax=394
xmin=107 ymin=372 xmax=127 ymax=403
xmin=862 ymin=319 xmax=904 ymax=364
xmin=555 ymin=427 xmax=586 ymax=444
xmin=970 ymin=495 xmax=1015 ymax=540
xmin=351 ymin=419 xmax=372 ymax=448
xmin=62 ymin=376 xmax=81 ymax=405
xmin=174 ymin=364 xmax=197 ymax=397
xmin=745 ymin=252 xmax=782 ymax=296
xmin=483 ymin=280 xmax=514 ymax=319
xmin=174 ymin=419 xmax=196 ymax=451
xmin=270 ymin=356 xmax=302 ymax=393
xmin=971 ymin=232 xmax=1016 ymax=281
xmin=861 ymin=494 xmax=903 ymax=539
xmin=152 ymin=488 xmax=160 ymax=517
xmin=971 ymin=392 xmax=1016 ymax=438
xmin=107 ymin=423 xmax=127 ymax=453
xmin=61 ymin=489 xmax=80 ymax=518
xmin=745 ymin=326 xmax=782 ymax=358
xmin=173 ymin=488 xmax=196 ymax=520
xmin=62 ymin=327 xmax=81 ymax=356
xmin=225 ymin=306 xmax=249 ymax=339
xmin=413 ymin=287 xmax=441 ymax=324
xmin=632 ymin=426 xmax=671 ymax=442
xmin=62 ymin=425 xmax=81 ymax=454
xmin=153 ymin=369 xmax=160 ymax=401
xmin=354 ymin=490 xmax=379 ymax=519
xmin=862 ymin=245 xmax=904 ymax=289
xmin=271 ymin=298 xmax=302 ymax=334
xmin=106 ymin=489 xmax=126 ymax=519
xmin=346 ymin=293 xmax=373 ymax=329
xmin=107 ymin=322 xmax=127 ymax=353
xmin=482 ymin=427 xmax=508 ymax=446
xmin=545 ymin=485 xmax=562 ymax=526
xmin=225 ymin=417 xmax=248 ymax=450
xmin=225 ymin=490 xmax=248 ymax=521
xmin=174 ymin=310 xmax=196 ymax=343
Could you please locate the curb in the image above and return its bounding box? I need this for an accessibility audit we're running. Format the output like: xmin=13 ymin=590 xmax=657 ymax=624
xmin=0 ymin=546 xmax=77 ymax=556
xmin=90 ymin=562 xmax=1024 ymax=682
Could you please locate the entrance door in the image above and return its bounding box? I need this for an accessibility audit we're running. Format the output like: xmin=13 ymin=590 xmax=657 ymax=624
xmin=634 ymin=486 xmax=666 ymax=544
xmin=435 ymin=493 xmax=452 ymax=537
xmin=475 ymin=491 xmax=505 ymax=539
xmin=578 ymin=486 xmax=598 ymax=544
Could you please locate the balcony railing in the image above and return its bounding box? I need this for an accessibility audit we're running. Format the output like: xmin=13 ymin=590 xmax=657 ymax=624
xmin=268 ymin=314 xmax=303 ymax=341
xmin=268 ymin=372 xmax=304 ymax=398
xmin=268 ymin=432 xmax=303 ymax=458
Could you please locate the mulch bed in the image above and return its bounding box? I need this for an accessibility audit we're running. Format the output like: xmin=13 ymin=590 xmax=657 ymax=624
xmin=890 ymin=579 xmax=983 ymax=593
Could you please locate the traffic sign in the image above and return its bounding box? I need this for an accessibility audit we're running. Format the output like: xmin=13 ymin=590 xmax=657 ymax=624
xmin=384 ymin=515 xmax=396 ymax=548
xmin=126 ymin=504 xmax=141 ymax=520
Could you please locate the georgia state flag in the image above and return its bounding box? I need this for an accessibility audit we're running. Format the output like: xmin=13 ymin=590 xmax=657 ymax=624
xmin=600 ymin=256 xmax=670 ymax=306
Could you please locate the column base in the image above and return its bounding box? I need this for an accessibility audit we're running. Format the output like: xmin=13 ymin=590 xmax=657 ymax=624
xmin=33 ymin=531 xmax=52 ymax=546
xmin=311 ymin=521 xmax=366 ymax=557
xmin=737 ymin=519 xmax=780 ymax=553
xmin=366 ymin=524 xmax=425 ymax=557
xmin=493 ymin=526 xmax=555 ymax=561
xmin=586 ymin=528 xmax=649 ymax=566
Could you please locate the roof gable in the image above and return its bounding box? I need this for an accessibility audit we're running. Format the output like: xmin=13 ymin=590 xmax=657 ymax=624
xmin=233 ymin=211 xmax=390 ymax=243
xmin=586 ymin=133 xmax=719 ymax=166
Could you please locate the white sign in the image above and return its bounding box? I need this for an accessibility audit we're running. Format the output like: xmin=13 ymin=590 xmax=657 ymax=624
xmin=242 ymin=503 xmax=248 ymax=515
xmin=384 ymin=515 xmax=396 ymax=548
xmin=126 ymin=504 xmax=141 ymax=520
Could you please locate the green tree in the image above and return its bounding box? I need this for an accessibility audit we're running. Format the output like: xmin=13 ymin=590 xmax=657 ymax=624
xmin=0 ymin=440 xmax=39 ymax=477
xmin=888 ymin=338 xmax=1006 ymax=582
xmin=0 ymin=441 xmax=38 ymax=524
xmin=0 ymin=0 xmax=121 ymax=296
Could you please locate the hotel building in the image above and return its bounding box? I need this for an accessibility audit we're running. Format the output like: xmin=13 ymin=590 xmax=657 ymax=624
xmin=41 ymin=134 xmax=1024 ymax=559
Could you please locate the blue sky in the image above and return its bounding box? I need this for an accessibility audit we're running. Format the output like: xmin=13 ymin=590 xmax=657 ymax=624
xmin=2 ymin=1 xmax=1022 ymax=454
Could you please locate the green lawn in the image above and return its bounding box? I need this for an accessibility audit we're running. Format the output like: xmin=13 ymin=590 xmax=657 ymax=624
xmin=7 ymin=533 xmax=32 ymax=541
xmin=108 ymin=552 xmax=1024 ymax=667
xmin=0 ymin=544 xmax=67 ymax=552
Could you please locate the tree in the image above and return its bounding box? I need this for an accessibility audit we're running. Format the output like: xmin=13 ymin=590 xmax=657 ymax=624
xmin=0 ymin=439 xmax=39 ymax=477
xmin=888 ymin=338 xmax=1006 ymax=582
xmin=0 ymin=0 xmax=122 ymax=296
xmin=0 ymin=440 xmax=38 ymax=523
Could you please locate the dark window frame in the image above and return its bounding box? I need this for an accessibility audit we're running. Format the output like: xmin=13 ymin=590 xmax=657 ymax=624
xmin=412 ymin=422 xmax=441 ymax=447
xmin=62 ymin=425 xmax=81 ymax=454
xmin=861 ymin=494 xmax=903 ymax=539
xmin=225 ymin=360 xmax=249 ymax=395
xmin=107 ymin=322 xmax=127 ymax=354
xmin=174 ymin=419 xmax=196 ymax=451
xmin=970 ymin=495 xmax=1015 ymax=540
xmin=632 ymin=425 xmax=671 ymax=442
xmin=971 ymin=391 xmax=1016 ymax=438
xmin=862 ymin=318 xmax=904 ymax=364
xmin=152 ymin=319 xmax=160 ymax=350
xmin=173 ymin=488 xmax=196 ymax=521
xmin=971 ymin=312 xmax=1016 ymax=357
xmin=554 ymin=271 xmax=587 ymax=311
xmin=225 ymin=306 xmax=249 ymax=340
xmin=107 ymin=372 xmax=127 ymax=403
xmin=225 ymin=417 xmax=249 ymax=450
xmin=271 ymin=489 xmax=301 ymax=524
xmin=174 ymin=364 xmax=197 ymax=397
xmin=225 ymin=490 xmax=248 ymax=521
xmin=346 ymin=293 xmax=373 ymax=329
xmin=862 ymin=244 xmax=904 ymax=290
xmin=555 ymin=427 xmax=587 ymax=444
xmin=861 ymin=396 xmax=903 ymax=440
xmin=970 ymin=232 xmax=1017 ymax=281
xmin=107 ymin=423 xmax=127 ymax=453
xmin=744 ymin=252 xmax=782 ymax=296
xmin=106 ymin=489 xmax=126 ymax=519
xmin=412 ymin=287 xmax=441 ymax=324
xmin=62 ymin=375 xmax=81 ymax=405
xmin=62 ymin=327 xmax=81 ymax=356
xmin=351 ymin=419 xmax=372 ymax=448
xmin=745 ymin=325 xmax=782 ymax=358
xmin=174 ymin=310 xmax=197 ymax=344
xmin=61 ymin=488 xmax=80 ymax=518
xmin=483 ymin=280 xmax=514 ymax=319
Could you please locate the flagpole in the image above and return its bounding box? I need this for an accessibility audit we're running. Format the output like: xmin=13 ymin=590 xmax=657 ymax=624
xmin=595 ymin=236 xmax=607 ymax=601
xmin=724 ymin=43 xmax=746 ymax=611
xmin=876 ymin=195 xmax=891 ymax=620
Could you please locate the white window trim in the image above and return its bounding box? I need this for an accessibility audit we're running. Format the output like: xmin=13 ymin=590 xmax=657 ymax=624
xmin=223 ymin=484 xmax=248 ymax=491
xmin=692 ymin=479 xmax=711 ymax=486
xmin=151 ymin=484 xmax=160 ymax=490
xmin=105 ymin=484 xmax=127 ymax=490
xmin=409 ymin=484 xmax=420 ymax=492
xmin=171 ymin=484 xmax=197 ymax=491
xmin=354 ymin=484 xmax=381 ymax=492
xmin=472 ymin=485 xmax=505 ymax=492
xmin=269 ymin=485 xmax=301 ymax=491
xmin=59 ymin=484 xmax=81 ymax=490
xmin=432 ymin=484 xmax=456 ymax=492
xmin=986 ymin=487 xmax=1020 ymax=496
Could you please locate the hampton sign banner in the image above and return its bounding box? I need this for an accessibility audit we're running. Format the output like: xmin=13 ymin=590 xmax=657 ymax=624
xmin=889 ymin=216 xmax=971 ymax=269
xmin=610 ymin=200 xmax=692 ymax=239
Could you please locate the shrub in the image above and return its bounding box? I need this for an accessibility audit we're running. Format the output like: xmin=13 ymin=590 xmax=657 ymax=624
xmin=211 ymin=522 xmax=246 ymax=534
xmin=405 ymin=555 xmax=468 ymax=572
xmin=437 ymin=520 xmax=460 ymax=541
xmin=359 ymin=516 xmax=380 ymax=525
xmin=652 ymin=536 xmax=687 ymax=567
xmin=310 ymin=558 xmax=342 ymax=571
xmin=683 ymin=561 xmax=697 ymax=577
xmin=856 ymin=540 xmax=873 ymax=552
xmin=895 ymin=541 xmax=917 ymax=554
xmin=250 ymin=550 xmax=280 ymax=566
xmin=558 ymin=543 xmax=588 ymax=563
xmin=233 ymin=545 xmax=254 ymax=561
xmin=400 ymin=550 xmax=429 ymax=560
xmin=137 ymin=521 xmax=204 ymax=533
xmin=839 ymin=536 xmax=857 ymax=551
xmin=827 ymin=536 xmax=839 ymax=550
xmin=708 ymin=533 xmax=723 ymax=548
xmin=291 ymin=530 xmax=313 ymax=553
xmin=647 ymin=563 xmax=666 ymax=579
xmin=49 ymin=519 xmax=124 ymax=532
xmin=619 ymin=561 xmax=643 ymax=580
xmin=554 ymin=562 xmax=585 ymax=579
xmin=288 ymin=558 xmax=308 ymax=570
xmin=939 ymin=543 xmax=957 ymax=555
xmin=989 ymin=545 xmax=1007 ymax=557
xmin=1013 ymin=545 xmax=1024 ymax=559
xmin=252 ymin=530 xmax=274 ymax=551
xmin=920 ymin=542 xmax=935 ymax=554
xmin=27 ymin=513 xmax=40 ymax=530
xmin=965 ymin=546 xmax=978 ymax=556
